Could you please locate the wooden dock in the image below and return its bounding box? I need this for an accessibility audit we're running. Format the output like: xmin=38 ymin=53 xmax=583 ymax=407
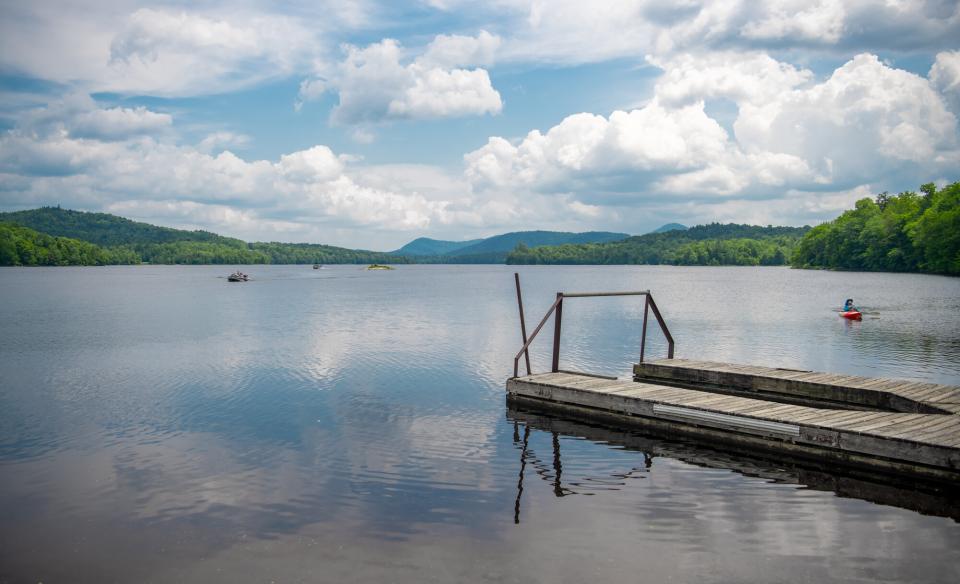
xmin=507 ymin=370 xmax=960 ymax=483
xmin=506 ymin=277 xmax=960 ymax=483
xmin=635 ymin=358 xmax=960 ymax=414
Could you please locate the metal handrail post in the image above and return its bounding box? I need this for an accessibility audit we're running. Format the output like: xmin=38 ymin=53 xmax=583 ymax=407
xmin=551 ymin=293 xmax=563 ymax=372
xmin=646 ymin=293 xmax=674 ymax=359
xmin=514 ymin=273 xmax=531 ymax=375
xmin=639 ymin=294 xmax=650 ymax=363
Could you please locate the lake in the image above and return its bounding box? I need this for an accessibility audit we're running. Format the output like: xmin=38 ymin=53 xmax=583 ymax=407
xmin=1 ymin=264 xmax=959 ymax=583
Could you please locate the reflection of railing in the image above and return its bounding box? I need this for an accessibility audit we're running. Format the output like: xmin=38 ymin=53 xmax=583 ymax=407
xmin=508 ymin=405 xmax=960 ymax=523
xmin=513 ymin=273 xmax=674 ymax=378
xmin=511 ymin=417 xmax=653 ymax=524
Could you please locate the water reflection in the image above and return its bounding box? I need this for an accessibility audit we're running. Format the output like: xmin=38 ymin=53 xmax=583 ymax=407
xmin=2 ymin=265 xmax=960 ymax=583
xmin=507 ymin=402 xmax=960 ymax=523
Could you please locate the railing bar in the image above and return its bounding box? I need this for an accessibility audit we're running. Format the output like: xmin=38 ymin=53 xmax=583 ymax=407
xmin=560 ymin=291 xmax=649 ymax=298
xmin=513 ymin=296 xmax=563 ymax=376
xmin=646 ymin=294 xmax=675 ymax=358
xmin=517 ymin=297 xmax=562 ymax=356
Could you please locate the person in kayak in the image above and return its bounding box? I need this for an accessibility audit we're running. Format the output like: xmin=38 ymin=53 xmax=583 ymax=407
xmin=843 ymin=298 xmax=857 ymax=312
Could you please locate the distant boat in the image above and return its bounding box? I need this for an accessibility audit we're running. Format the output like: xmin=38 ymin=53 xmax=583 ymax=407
xmin=227 ymin=271 xmax=249 ymax=282
xmin=366 ymin=264 xmax=394 ymax=270
xmin=313 ymin=264 xmax=321 ymax=269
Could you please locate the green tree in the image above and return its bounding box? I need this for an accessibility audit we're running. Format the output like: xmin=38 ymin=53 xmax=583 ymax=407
xmin=792 ymin=181 xmax=959 ymax=276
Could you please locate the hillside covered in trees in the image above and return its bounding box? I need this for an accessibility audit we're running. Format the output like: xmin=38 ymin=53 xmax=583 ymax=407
xmin=0 ymin=208 xmax=406 ymax=266
xmin=506 ymin=224 xmax=809 ymax=266
xmin=0 ymin=207 xmax=235 ymax=247
xmin=0 ymin=223 xmax=140 ymax=266
xmin=5 ymin=182 xmax=956 ymax=272
xmin=791 ymin=181 xmax=959 ymax=275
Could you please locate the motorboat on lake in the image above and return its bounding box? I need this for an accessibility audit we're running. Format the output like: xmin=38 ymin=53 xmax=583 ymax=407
xmin=227 ymin=271 xmax=249 ymax=282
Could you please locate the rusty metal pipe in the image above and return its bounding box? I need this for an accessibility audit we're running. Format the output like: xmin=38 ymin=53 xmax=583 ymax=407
xmin=513 ymin=296 xmax=563 ymax=377
xmin=514 ymin=273 xmax=532 ymax=376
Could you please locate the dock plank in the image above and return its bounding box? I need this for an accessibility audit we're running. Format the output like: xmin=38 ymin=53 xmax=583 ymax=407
xmin=635 ymin=359 xmax=960 ymax=415
xmin=833 ymin=413 xmax=911 ymax=433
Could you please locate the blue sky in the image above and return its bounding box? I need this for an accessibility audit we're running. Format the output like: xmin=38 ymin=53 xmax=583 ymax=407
xmin=0 ymin=1 xmax=958 ymax=250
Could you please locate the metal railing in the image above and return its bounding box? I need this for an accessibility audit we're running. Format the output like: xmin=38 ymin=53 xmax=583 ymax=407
xmin=512 ymin=273 xmax=674 ymax=378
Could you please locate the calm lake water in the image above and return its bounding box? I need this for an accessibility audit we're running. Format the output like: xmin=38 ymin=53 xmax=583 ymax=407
xmin=1 ymin=264 xmax=959 ymax=583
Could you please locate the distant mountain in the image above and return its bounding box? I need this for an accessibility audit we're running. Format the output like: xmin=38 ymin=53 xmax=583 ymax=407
xmin=392 ymin=237 xmax=482 ymax=256
xmin=393 ymin=230 xmax=630 ymax=262
xmin=449 ymin=230 xmax=629 ymax=256
xmin=651 ymin=223 xmax=687 ymax=233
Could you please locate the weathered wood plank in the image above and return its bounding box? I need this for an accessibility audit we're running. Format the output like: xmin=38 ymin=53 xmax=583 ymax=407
xmin=832 ymin=413 xmax=910 ymax=433
xmin=809 ymin=410 xmax=878 ymax=426
xmin=899 ymin=419 xmax=960 ymax=442
xmin=635 ymin=359 xmax=960 ymax=415
xmin=859 ymin=416 xmax=939 ymax=438
xmin=826 ymin=411 xmax=897 ymax=430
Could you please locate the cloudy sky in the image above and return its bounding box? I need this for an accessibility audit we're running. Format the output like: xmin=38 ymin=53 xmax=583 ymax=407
xmin=0 ymin=0 xmax=958 ymax=250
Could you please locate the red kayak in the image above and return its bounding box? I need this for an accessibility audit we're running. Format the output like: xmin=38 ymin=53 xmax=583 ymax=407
xmin=840 ymin=310 xmax=862 ymax=320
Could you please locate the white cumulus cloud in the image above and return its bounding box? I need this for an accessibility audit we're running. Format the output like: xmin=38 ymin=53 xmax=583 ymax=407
xmin=0 ymin=92 xmax=617 ymax=247
xmin=15 ymin=93 xmax=172 ymax=142
xmin=650 ymin=52 xmax=814 ymax=107
xmin=930 ymin=50 xmax=960 ymax=116
xmin=297 ymin=34 xmax=502 ymax=124
xmin=735 ymin=53 xmax=960 ymax=183
xmin=739 ymin=0 xmax=846 ymax=43
xmin=484 ymin=0 xmax=960 ymax=63
xmin=0 ymin=95 xmax=461 ymax=244
xmin=0 ymin=2 xmax=322 ymax=97
xmin=465 ymin=52 xmax=959 ymax=228
xmin=419 ymin=30 xmax=501 ymax=68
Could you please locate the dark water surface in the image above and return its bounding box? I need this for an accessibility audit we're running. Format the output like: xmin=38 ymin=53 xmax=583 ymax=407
xmin=1 ymin=264 xmax=959 ymax=583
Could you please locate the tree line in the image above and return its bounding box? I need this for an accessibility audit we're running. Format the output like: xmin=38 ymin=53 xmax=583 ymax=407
xmin=791 ymin=181 xmax=959 ymax=275
xmin=0 ymin=223 xmax=140 ymax=266
xmin=3 ymin=182 xmax=956 ymax=272
xmin=0 ymin=207 xmax=407 ymax=266
xmin=506 ymin=224 xmax=807 ymax=266
xmin=0 ymin=224 xmax=409 ymax=266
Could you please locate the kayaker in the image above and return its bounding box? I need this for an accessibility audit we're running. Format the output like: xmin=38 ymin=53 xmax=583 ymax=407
xmin=843 ymin=298 xmax=857 ymax=312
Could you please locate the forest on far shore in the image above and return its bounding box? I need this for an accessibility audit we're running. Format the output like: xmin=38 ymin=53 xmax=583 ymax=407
xmin=505 ymin=224 xmax=807 ymax=266
xmin=1 ymin=180 xmax=957 ymax=275
xmin=505 ymin=180 xmax=958 ymax=276
xmin=790 ymin=181 xmax=959 ymax=276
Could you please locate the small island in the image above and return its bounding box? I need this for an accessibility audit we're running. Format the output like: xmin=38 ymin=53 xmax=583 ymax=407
xmin=366 ymin=264 xmax=395 ymax=270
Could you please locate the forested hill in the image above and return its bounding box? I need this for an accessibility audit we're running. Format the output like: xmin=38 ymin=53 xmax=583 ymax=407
xmin=791 ymin=181 xmax=959 ymax=276
xmin=506 ymin=223 xmax=809 ymax=266
xmin=0 ymin=207 xmax=405 ymax=266
xmin=0 ymin=207 xmax=238 ymax=247
xmin=0 ymin=223 xmax=140 ymax=266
